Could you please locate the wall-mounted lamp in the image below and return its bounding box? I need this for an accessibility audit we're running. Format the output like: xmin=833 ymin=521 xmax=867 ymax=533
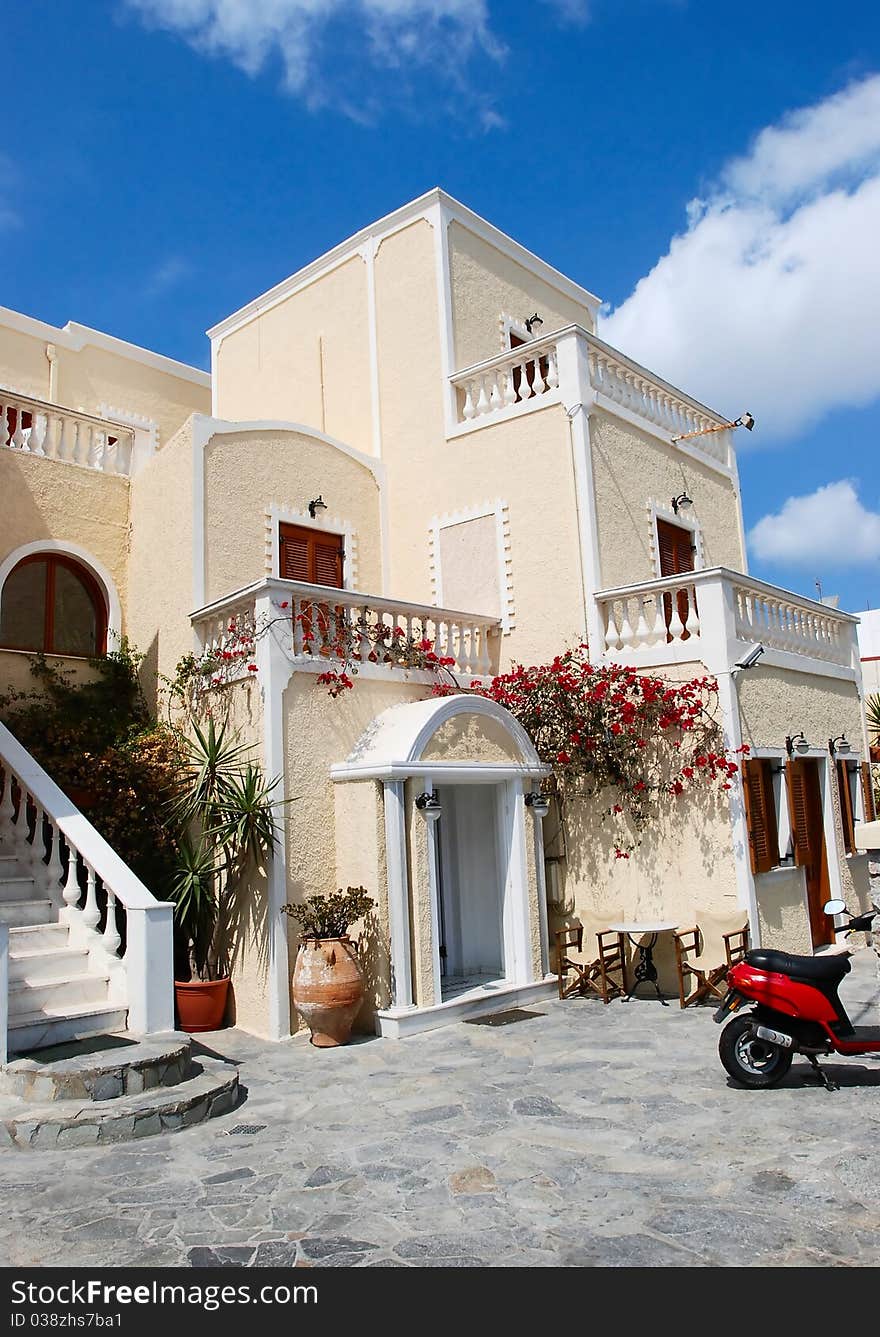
xmin=785 ymin=731 xmax=810 ymax=757
xmin=524 ymin=791 xmax=551 ymax=819
xmin=829 ymin=734 xmax=852 ymax=757
xmin=415 ymin=792 xmax=442 ymax=822
xmin=732 ymin=644 xmax=765 ymax=673
xmin=672 ymin=492 xmax=693 ymax=515
xmin=307 ymin=495 xmax=328 ymax=519
xmin=524 ymin=312 xmax=543 ymax=334
xmin=733 ymin=412 xmax=755 ymax=432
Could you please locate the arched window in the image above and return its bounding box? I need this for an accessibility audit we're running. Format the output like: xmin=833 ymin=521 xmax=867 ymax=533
xmin=0 ymin=554 xmax=108 ymax=656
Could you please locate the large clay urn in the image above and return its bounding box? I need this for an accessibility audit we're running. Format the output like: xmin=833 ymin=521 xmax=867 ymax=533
xmin=292 ymin=936 xmax=365 ymax=1047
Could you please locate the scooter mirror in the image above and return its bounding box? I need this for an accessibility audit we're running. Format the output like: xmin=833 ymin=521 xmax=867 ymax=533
xmin=823 ymin=899 xmax=846 ymax=917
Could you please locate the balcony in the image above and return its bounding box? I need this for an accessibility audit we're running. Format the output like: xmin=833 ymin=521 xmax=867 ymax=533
xmin=595 ymin=568 xmax=859 ymax=679
xmin=448 ymin=326 xmax=733 ymax=472
xmin=191 ymin=578 xmax=502 ymax=682
xmin=1 ymin=390 xmax=135 ymax=478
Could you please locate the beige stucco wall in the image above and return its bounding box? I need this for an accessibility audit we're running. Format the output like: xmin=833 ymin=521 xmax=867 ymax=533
xmin=737 ymin=668 xmax=863 ymax=753
xmin=333 ymin=780 xmax=391 ymax=1022
xmin=203 ymin=427 xmax=383 ymax=604
xmin=283 ymin=671 xmax=431 ymax=1034
xmin=214 ymin=257 xmax=373 ymax=456
xmin=553 ymin=783 xmax=741 ymax=995
xmin=0 ymin=451 xmax=130 ymax=626
xmin=590 ymin=410 xmax=745 ymax=591
xmin=374 ymin=219 xmax=586 ymax=667
xmin=127 ymin=418 xmax=195 ymax=706
xmin=755 ymin=867 xmax=811 ymax=955
xmin=0 ymin=319 xmax=209 ymax=448
xmin=447 ymin=220 xmax=594 ymax=370
xmin=0 ymin=650 xmax=102 ymax=698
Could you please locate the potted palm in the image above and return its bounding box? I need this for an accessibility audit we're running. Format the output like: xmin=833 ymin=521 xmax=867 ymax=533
xmin=867 ymin=693 xmax=880 ymax=763
xmin=283 ymin=887 xmax=373 ymax=1046
xmin=170 ymin=719 xmax=280 ymax=1032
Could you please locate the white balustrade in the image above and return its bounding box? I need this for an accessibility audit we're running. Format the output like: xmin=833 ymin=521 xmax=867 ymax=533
xmin=452 ymin=339 xmax=560 ymax=424
xmin=0 ymin=390 xmax=135 ymax=477
xmin=596 ymin=568 xmax=857 ymax=672
xmin=0 ymin=721 xmax=174 ymax=1036
xmin=193 ymin=580 xmax=501 ymax=680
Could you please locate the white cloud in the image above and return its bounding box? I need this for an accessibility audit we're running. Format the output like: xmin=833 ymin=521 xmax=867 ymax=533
xmin=601 ymin=75 xmax=880 ymax=440
xmin=124 ymin=0 xmax=505 ymax=118
xmin=144 ymin=255 xmax=192 ymax=298
xmin=749 ymin=480 xmax=880 ymax=568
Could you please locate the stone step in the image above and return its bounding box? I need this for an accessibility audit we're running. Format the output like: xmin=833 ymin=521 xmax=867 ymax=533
xmin=0 ymin=1032 xmax=192 ymax=1102
xmin=9 ymin=923 xmax=69 ymax=951
xmin=0 ymin=899 xmax=56 ymax=926
xmin=8 ymin=974 xmax=111 ymax=1019
xmin=0 ymin=854 xmax=26 ymax=872
xmin=8 ymin=946 xmax=92 ymax=984
xmin=0 ymin=1058 xmax=240 ymax=1147
xmin=0 ymin=876 xmax=39 ymax=901
xmin=8 ymin=1005 xmax=129 ymax=1055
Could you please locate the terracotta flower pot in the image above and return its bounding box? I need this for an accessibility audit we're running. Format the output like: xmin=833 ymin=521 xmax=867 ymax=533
xmin=292 ymin=937 xmax=365 ymax=1047
xmin=175 ymin=977 xmax=230 ymax=1033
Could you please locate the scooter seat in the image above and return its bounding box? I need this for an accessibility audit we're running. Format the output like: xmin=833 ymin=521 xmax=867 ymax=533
xmin=745 ymin=948 xmax=851 ymax=982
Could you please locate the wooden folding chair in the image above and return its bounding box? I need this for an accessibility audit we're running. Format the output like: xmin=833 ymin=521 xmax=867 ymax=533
xmin=673 ymin=921 xmax=749 ymax=1009
xmin=556 ymin=926 xmax=627 ymax=1003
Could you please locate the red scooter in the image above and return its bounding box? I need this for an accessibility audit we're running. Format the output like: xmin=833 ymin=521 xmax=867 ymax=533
xmin=715 ymin=899 xmax=880 ymax=1091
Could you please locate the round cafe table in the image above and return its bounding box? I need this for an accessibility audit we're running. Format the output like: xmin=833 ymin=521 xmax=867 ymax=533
xmin=607 ymin=921 xmax=678 ymax=1006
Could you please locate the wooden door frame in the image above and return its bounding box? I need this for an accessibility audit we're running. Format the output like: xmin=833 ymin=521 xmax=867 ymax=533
xmin=788 ymin=756 xmax=836 ymax=949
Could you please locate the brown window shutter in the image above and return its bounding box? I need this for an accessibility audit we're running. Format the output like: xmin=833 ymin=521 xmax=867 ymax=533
xmin=837 ymin=760 xmax=855 ymax=854
xmin=657 ymin=518 xmax=695 ymax=578
xmin=278 ymin=523 xmax=344 ymax=588
xmin=861 ymin=761 xmax=877 ymax=822
xmin=279 ymin=527 xmax=310 ymax=582
xmin=314 ymin=537 xmax=344 ymax=589
xmin=785 ymin=759 xmax=812 ymax=867
xmin=742 ymin=758 xmax=777 ymax=875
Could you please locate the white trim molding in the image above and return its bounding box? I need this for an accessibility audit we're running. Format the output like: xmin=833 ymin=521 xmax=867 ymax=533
xmin=265 ymin=503 xmax=358 ymax=591
xmin=428 ymin=499 xmax=514 ymax=634
xmin=647 ymin=498 xmax=705 ymax=577
xmin=0 ymin=539 xmax=123 ymax=645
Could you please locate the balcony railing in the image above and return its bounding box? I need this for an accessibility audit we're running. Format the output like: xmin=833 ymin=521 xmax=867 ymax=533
xmin=192 ymin=578 xmax=502 ymax=680
xmin=449 ymin=327 xmax=732 ymax=470
xmin=596 ymin=568 xmax=858 ymax=673
xmin=1 ymin=390 xmax=135 ymax=478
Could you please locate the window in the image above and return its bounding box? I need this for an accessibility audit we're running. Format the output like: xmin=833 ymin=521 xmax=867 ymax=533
xmin=278 ymin=523 xmax=344 ymax=588
xmin=657 ymin=517 xmax=697 ymax=638
xmin=861 ymin=761 xmax=877 ymax=823
xmin=837 ymin=760 xmax=859 ymax=854
xmin=741 ymin=758 xmax=779 ymax=874
xmin=0 ymin=554 xmax=107 ymax=656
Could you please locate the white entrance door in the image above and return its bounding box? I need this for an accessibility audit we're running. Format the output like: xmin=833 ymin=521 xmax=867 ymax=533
xmin=435 ymin=785 xmax=505 ymax=994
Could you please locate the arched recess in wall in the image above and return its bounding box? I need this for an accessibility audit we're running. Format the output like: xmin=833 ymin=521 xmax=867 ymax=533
xmin=0 ymin=540 xmax=123 ymax=657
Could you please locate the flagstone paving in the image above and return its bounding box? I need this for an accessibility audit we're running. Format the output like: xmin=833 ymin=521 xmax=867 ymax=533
xmin=2 ymin=950 xmax=880 ymax=1268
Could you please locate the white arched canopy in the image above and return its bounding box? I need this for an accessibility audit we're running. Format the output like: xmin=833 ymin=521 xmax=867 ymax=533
xmin=330 ymin=693 xmax=547 ymax=783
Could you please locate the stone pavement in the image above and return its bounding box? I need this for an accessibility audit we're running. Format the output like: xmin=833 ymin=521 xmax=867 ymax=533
xmin=2 ymin=950 xmax=880 ymax=1269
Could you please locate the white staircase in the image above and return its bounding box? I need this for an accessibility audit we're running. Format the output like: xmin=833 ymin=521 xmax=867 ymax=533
xmin=0 ymin=722 xmax=175 ymax=1060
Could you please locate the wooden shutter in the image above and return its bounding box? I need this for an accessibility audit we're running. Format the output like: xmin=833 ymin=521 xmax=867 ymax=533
xmin=657 ymin=518 xmax=695 ymax=577
xmin=785 ymin=759 xmax=812 ymax=867
xmin=742 ymin=759 xmax=777 ymax=874
xmin=837 ymin=760 xmax=856 ymax=854
xmin=278 ymin=523 xmax=344 ymax=588
xmin=862 ymin=761 xmax=877 ymax=822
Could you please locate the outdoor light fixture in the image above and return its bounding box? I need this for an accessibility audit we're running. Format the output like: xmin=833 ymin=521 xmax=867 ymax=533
xmin=671 ymin=411 xmax=756 ymax=444
xmin=307 ymin=495 xmax=328 ymax=519
xmin=415 ymin=792 xmax=442 ymax=822
xmin=672 ymin=492 xmax=693 ymax=515
xmin=524 ymin=312 xmax=543 ymax=334
xmin=829 ymin=734 xmax=852 ymax=756
xmin=785 ymin=732 xmax=810 ymax=757
xmin=524 ymin=791 xmax=551 ymax=819
xmin=732 ymin=644 xmax=765 ymax=673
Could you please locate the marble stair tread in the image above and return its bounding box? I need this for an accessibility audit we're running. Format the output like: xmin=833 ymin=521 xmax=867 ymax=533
xmin=8 ymin=1003 xmax=130 ymax=1031
xmin=0 ymin=1032 xmax=192 ymax=1101
xmin=0 ymin=1058 xmax=241 ymax=1147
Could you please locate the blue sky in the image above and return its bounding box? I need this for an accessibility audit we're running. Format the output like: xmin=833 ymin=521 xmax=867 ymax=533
xmin=4 ymin=0 xmax=880 ymax=613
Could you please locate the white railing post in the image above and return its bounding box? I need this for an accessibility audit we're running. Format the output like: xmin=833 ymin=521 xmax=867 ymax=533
xmin=124 ymin=904 xmax=175 ymax=1035
xmin=0 ymin=923 xmax=7 ymax=1067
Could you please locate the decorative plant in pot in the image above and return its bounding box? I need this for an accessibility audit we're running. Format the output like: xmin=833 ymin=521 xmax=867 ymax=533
xmin=169 ymin=719 xmax=280 ymax=1033
xmin=282 ymin=887 xmax=373 ymax=1047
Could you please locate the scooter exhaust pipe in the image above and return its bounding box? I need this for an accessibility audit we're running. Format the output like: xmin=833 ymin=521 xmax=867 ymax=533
xmin=755 ymin=1024 xmax=794 ymax=1049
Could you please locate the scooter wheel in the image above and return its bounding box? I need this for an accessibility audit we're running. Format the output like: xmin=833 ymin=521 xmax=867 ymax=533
xmin=719 ymin=1014 xmax=793 ymax=1089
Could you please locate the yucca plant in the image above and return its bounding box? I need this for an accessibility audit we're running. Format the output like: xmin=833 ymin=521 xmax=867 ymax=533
xmin=169 ymin=718 xmax=282 ymax=981
xmin=866 ymin=693 xmax=880 ymax=748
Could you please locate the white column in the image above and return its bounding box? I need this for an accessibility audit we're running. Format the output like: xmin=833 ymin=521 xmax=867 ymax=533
xmin=555 ymin=330 xmax=605 ymax=657
xmin=382 ymin=780 xmax=414 ymax=1010
xmin=256 ymin=590 xmax=293 ymax=1041
xmin=503 ymin=781 xmax=533 ymax=984
xmin=125 ymin=904 xmax=175 ymax=1034
xmin=0 ymin=923 xmax=7 ymax=1065
xmin=530 ymin=794 xmax=551 ymax=977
